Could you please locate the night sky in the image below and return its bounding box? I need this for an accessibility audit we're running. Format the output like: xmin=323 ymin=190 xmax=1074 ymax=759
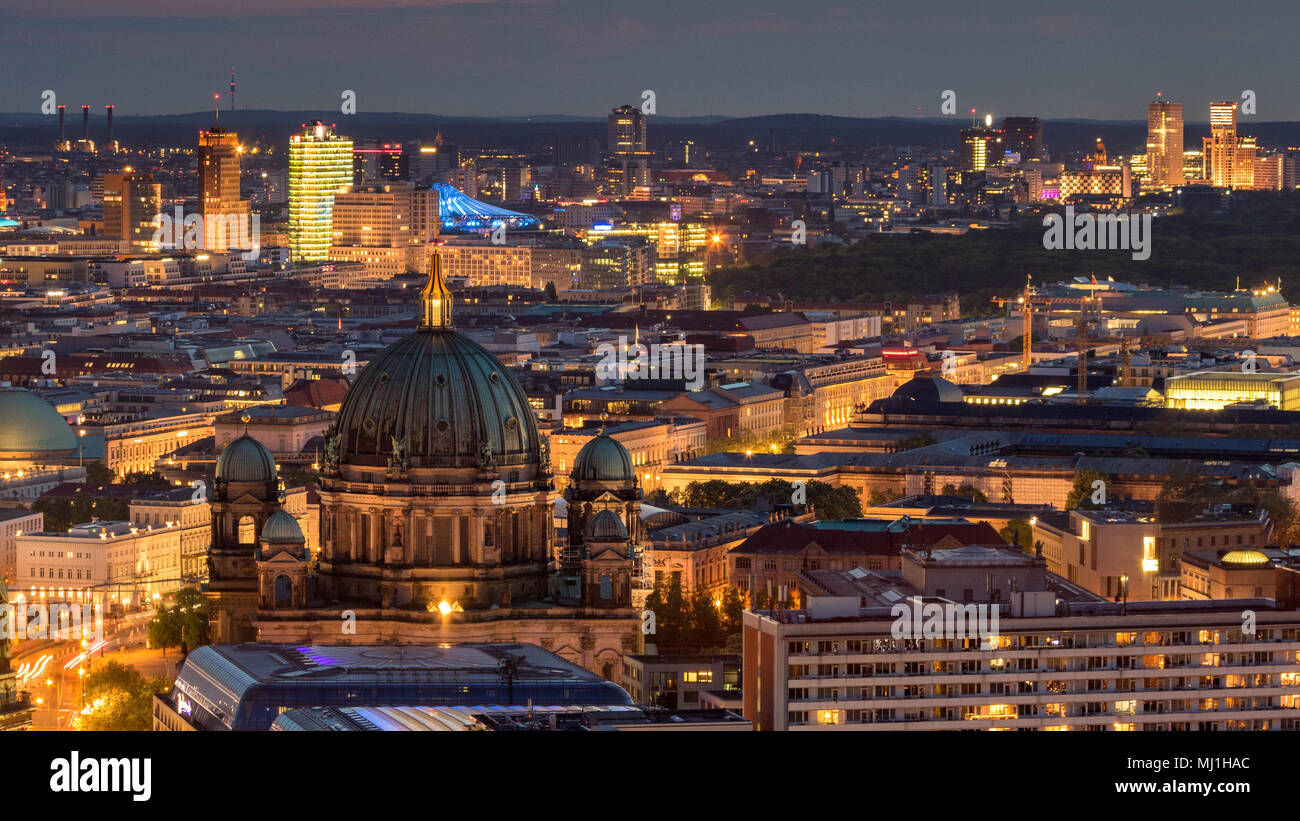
xmin=1 ymin=0 xmax=1294 ymax=120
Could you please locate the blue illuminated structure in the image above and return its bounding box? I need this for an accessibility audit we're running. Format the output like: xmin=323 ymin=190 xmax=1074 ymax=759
xmin=0 ymin=218 xmax=19 ymax=229
xmin=432 ymin=182 xmax=540 ymax=232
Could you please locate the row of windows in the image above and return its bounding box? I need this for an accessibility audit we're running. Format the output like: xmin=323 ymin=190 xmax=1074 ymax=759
xmin=788 ymin=630 xmax=1299 ymax=656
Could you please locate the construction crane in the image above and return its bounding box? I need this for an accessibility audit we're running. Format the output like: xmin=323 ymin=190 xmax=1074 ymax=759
xmin=992 ymin=276 xmax=1108 ymax=402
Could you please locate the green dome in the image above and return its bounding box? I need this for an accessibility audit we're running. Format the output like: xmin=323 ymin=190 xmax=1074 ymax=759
xmin=215 ymin=434 xmax=277 ymax=483
xmin=260 ymin=510 xmax=305 ymax=543
xmin=0 ymin=389 xmax=76 ymax=459
xmin=572 ymin=433 xmax=634 ymax=484
xmin=332 ymin=329 xmax=540 ymax=470
xmin=586 ymin=509 xmax=628 ymax=541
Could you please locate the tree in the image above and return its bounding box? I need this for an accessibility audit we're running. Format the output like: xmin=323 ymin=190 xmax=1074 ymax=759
xmin=999 ymin=519 xmax=1033 ymax=552
xmin=33 ymin=492 xmax=129 ymax=533
xmin=77 ymin=661 xmax=171 ymax=731
xmin=1121 ymin=440 xmax=1150 ymax=458
xmin=147 ymin=601 xmax=181 ymax=658
xmin=941 ymin=483 xmax=988 ymax=503
xmin=544 ymin=281 xmax=558 ymax=302
xmin=1065 ymin=469 xmax=1110 ymax=510
xmin=84 ymin=461 xmax=115 ymax=483
xmin=894 ymin=432 xmax=937 ymax=452
xmin=173 ymin=587 xmax=210 ymax=655
xmin=121 ymin=471 xmax=169 ymax=486
xmin=689 ymin=589 xmax=724 ymax=651
xmin=1156 ymin=466 xmax=1223 ymax=524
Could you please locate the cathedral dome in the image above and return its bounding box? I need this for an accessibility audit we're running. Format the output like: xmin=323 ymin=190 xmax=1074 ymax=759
xmin=0 ymin=388 xmax=76 ymax=460
xmin=586 ymin=510 xmax=628 ymax=541
xmin=330 ymin=253 xmax=540 ymax=472
xmin=572 ymin=432 xmax=634 ymax=484
xmin=215 ymin=433 xmax=277 ymax=483
xmin=260 ymin=510 xmax=305 ymax=544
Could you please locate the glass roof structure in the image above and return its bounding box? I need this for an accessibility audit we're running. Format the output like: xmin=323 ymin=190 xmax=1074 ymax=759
xmin=168 ymin=643 xmax=631 ymax=730
xmin=432 ymin=183 xmax=541 ymax=231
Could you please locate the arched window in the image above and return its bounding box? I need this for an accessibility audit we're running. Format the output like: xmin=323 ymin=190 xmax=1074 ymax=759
xmin=274 ymin=574 xmax=292 ymax=607
xmin=238 ymin=515 xmax=256 ymax=544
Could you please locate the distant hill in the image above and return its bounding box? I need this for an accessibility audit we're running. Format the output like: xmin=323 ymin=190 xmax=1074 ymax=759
xmin=4 ymin=110 xmax=1300 ymax=155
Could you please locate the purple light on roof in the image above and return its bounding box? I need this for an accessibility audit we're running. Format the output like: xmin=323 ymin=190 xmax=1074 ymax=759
xmin=299 ymin=647 xmax=340 ymax=666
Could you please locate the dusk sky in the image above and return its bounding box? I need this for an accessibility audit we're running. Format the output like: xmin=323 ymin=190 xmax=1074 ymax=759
xmin=1 ymin=0 xmax=1295 ymax=120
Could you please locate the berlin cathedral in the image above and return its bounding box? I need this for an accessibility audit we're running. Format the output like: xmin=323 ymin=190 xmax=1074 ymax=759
xmin=206 ymin=251 xmax=643 ymax=680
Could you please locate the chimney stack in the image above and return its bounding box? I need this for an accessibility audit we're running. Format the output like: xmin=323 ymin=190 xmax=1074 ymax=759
xmin=57 ymin=105 xmax=65 ymax=144
xmin=81 ymin=105 xmax=89 ymax=141
xmin=105 ymin=105 xmax=114 ymax=145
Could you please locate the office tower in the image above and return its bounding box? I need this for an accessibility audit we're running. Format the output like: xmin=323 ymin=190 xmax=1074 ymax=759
xmin=328 ymin=183 xmax=419 ymax=278
xmin=1234 ymin=135 xmax=1257 ymax=189
xmin=608 ymin=105 xmax=646 ymax=154
xmin=288 ymin=121 xmax=353 ymax=262
xmin=1146 ymin=99 xmax=1184 ymax=189
xmin=1001 ymin=117 xmax=1043 ymax=162
xmin=607 ymin=105 xmax=652 ymax=196
xmin=1208 ymin=101 xmax=1238 ymax=188
xmin=959 ymin=126 xmax=1000 ymax=173
xmin=102 ymin=172 xmax=162 ymax=252
xmin=665 ymin=139 xmax=697 ymax=167
xmin=198 ymin=128 xmax=251 ymax=251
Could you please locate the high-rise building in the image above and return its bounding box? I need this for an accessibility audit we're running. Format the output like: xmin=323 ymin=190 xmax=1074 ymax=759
xmin=607 ymin=105 xmax=652 ymax=196
xmin=959 ymin=125 xmax=1002 ymax=173
xmin=1207 ymin=101 xmax=1238 ymax=188
xmin=1001 ymin=117 xmax=1043 ymax=162
xmin=102 ymin=171 xmax=162 ymax=252
xmin=608 ymin=105 xmax=646 ymax=155
xmin=1234 ymin=135 xmax=1258 ymax=189
xmin=328 ymin=183 xmax=437 ymax=278
xmin=198 ymin=128 xmax=251 ymax=252
xmin=1145 ymin=99 xmax=1184 ymax=189
xmin=289 ymin=121 xmax=353 ymax=262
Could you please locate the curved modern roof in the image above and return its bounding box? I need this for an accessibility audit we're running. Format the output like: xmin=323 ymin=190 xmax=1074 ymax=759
xmin=431 ymin=183 xmax=541 ymax=231
xmin=169 ymin=643 xmax=632 ymax=730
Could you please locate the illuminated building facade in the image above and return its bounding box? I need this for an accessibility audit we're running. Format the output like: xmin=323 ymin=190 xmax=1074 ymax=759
xmin=1164 ymin=371 xmax=1300 ymax=411
xmin=607 ymin=105 xmax=652 ymax=196
xmin=1058 ymin=165 xmax=1133 ymax=201
xmin=1145 ymin=100 xmax=1183 ymax=189
xmin=745 ymin=598 xmax=1300 ymax=730
xmin=232 ymin=256 xmax=641 ymax=679
xmin=289 ymin=121 xmax=353 ymax=261
xmin=101 ymin=172 xmax=162 ymax=252
xmin=197 ymin=128 xmax=250 ymax=251
xmin=328 ymin=183 xmax=426 ymax=278
xmin=1207 ymin=101 xmax=1238 ymax=188
xmin=959 ymin=124 xmax=1002 ymax=173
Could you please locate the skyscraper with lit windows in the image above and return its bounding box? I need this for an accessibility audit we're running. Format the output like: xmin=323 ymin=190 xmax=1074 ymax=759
xmin=198 ymin=128 xmax=250 ymax=252
xmin=1145 ymin=98 xmax=1183 ymax=189
xmin=1207 ymin=101 xmax=1238 ymax=188
xmin=289 ymin=121 xmax=353 ymax=261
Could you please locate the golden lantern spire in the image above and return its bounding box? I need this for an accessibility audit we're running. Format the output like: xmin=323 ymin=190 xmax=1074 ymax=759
xmin=419 ymin=245 xmax=453 ymax=330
